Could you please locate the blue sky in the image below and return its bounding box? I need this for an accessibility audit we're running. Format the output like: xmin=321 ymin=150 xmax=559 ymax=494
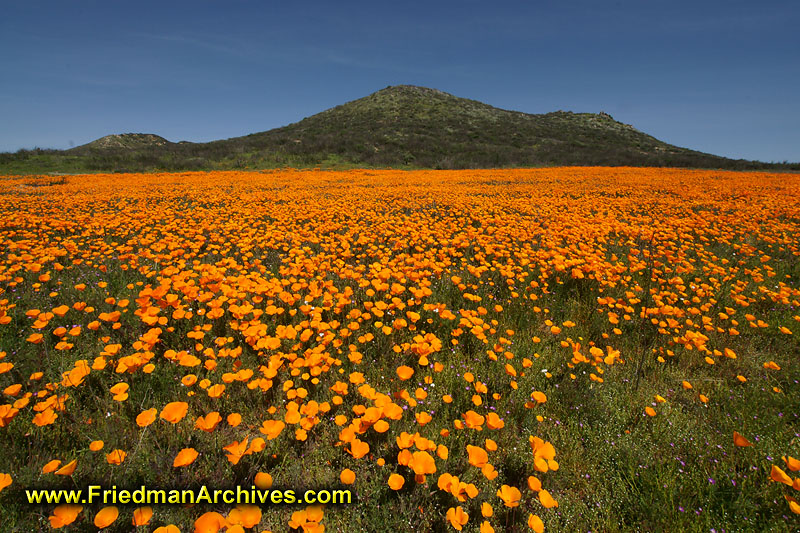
xmin=2 ymin=0 xmax=798 ymax=162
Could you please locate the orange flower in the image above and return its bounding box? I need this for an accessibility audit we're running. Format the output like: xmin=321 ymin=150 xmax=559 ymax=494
xmin=340 ymin=468 xmax=356 ymax=484
xmin=136 ymin=408 xmax=157 ymax=427
xmin=109 ymin=383 xmax=129 ymax=401
xmin=347 ymin=438 xmax=370 ymax=459
xmin=259 ymin=419 xmax=285 ymax=440
xmin=132 ymin=506 xmax=154 ymax=526
xmin=33 ymin=408 xmax=58 ymax=426
xmin=49 ymin=504 xmax=83 ymax=528
xmin=173 ymin=447 xmax=199 ymax=467
xmin=463 ymin=410 xmax=485 ymax=430
xmin=223 ymin=438 xmax=249 ymax=465
xmin=467 ymin=445 xmax=488 ymax=468
xmin=255 ymin=472 xmax=273 ymax=490
xmin=539 ymin=489 xmax=559 ymax=508
xmin=89 ymin=440 xmax=104 ymax=451
xmin=530 ymin=436 xmax=557 ymax=472
xmin=446 ymin=506 xmax=469 ymax=530
xmin=195 ymin=411 xmax=223 ymax=432
xmin=227 ymin=504 xmax=262 ymax=528
xmin=206 ymin=384 xmax=225 ymax=398
xmin=771 ymin=465 xmax=793 ymax=485
xmin=396 ymin=365 xmax=414 ymax=380
xmin=42 ymin=459 xmax=61 ymax=474
xmin=0 ymin=473 xmax=12 ymax=493
xmin=193 ymin=511 xmax=227 ymax=533
xmin=481 ymin=463 xmax=498 ymax=480
xmin=531 ymin=391 xmax=547 ymax=404
xmin=485 ymin=413 xmax=504 ymax=429
xmin=160 ymin=402 xmax=189 ymax=424
xmin=55 ymin=459 xmax=77 ymax=476
xmin=106 ymin=449 xmax=127 ymax=465
xmin=94 ymin=506 xmax=119 ymax=528
xmin=733 ymin=431 xmax=753 ymax=447
xmin=409 ymin=451 xmax=437 ymax=476
xmin=497 ymin=485 xmax=521 ymax=508
xmin=528 ymin=513 xmax=544 ymax=532
xmin=388 ymin=473 xmax=405 ymax=490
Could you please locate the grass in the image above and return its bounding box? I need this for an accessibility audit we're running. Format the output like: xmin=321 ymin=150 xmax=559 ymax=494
xmin=0 ymin=167 xmax=798 ymax=532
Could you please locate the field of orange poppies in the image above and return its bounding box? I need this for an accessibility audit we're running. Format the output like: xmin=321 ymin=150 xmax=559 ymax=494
xmin=0 ymin=167 xmax=798 ymax=532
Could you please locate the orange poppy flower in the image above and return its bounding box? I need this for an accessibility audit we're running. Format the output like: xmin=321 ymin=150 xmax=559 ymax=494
xmin=485 ymin=413 xmax=504 ymax=429
xmin=528 ymin=513 xmax=544 ymax=533
xmin=173 ymin=447 xmax=199 ymax=467
xmin=223 ymin=438 xmax=249 ymax=465
xmin=446 ymin=506 xmax=469 ymax=530
xmin=771 ymin=465 xmax=793 ymax=485
xmin=260 ymin=419 xmax=285 ymax=440
xmin=193 ymin=511 xmax=227 ymax=533
xmin=467 ymin=445 xmax=488 ymax=468
xmin=347 ymin=438 xmax=370 ymax=459
xmin=49 ymin=504 xmax=83 ymax=528
xmin=0 ymin=473 xmax=11 ymax=493
xmin=132 ymin=506 xmax=153 ymax=526
xmin=497 ymin=485 xmax=521 ymax=508
xmin=539 ymin=489 xmax=559 ymax=508
xmin=106 ymin=449 xmax=127 ymax=465
xmin=55 ymin=459 xmax=77 ymax=476
xmin=42 ymin=459 xmax=61 ymax=474
xmin=481 ymin=463 xmax=498 ymax=480
xmin=227 ymin=504 xmax=262 ymax=528
xmin=159 ymin=402 xmax=189 ymax=424
xmin=388 ymin=473 xmax=405 ymax=490
xmin=136 ymin=408 xmax=157 ymax=427
xmin=733 ymin=431 xmax=753 ymax=447
xmin=33 ymin=408 xmax=58 ymax=426
xmin=195 ymin=412 xmax=223 ymax=432
xmin=206 ymin=384 xmax=225 ymax=398
xmin=463 ymin=411 xmax=485 ymax=430
xmin=94 ymin=506 xmax=119 ymax=528
xmin=340 ymin=469 xmax=356 ymax=484
xmin=153 ymin=524 xmax=181 ymax=533
xmin=396 ymin=365 xmax=414 ymax=380
xmin=409 ymin=451 xmax=437 ymax=476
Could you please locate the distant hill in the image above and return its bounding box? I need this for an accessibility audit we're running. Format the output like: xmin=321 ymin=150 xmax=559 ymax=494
xmin=2 ymin=85 xmax=797 ymax=173
xmin=78 ymin=133 xmax=172 ymax=150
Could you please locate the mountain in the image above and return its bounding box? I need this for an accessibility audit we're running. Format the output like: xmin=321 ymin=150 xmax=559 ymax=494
xmin=1 ymin=85 xmax=797 ymax=173
xmin=78 ymin=133 xmax=173 ymax=150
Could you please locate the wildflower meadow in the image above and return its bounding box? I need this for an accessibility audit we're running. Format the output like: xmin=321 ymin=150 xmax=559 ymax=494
xmin=0 ymin=167 xmax=798 ymax=532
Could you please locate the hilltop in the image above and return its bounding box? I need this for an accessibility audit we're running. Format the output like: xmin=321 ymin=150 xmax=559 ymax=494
xmin=79 ymin=133 xmax=172 ymax=150
xmin=2 ymin=85 xmax=797 ymax=173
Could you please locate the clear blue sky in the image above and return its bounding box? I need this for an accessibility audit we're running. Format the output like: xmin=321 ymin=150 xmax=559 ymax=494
xmin=2 ymin=0 xmax=798 ymax=162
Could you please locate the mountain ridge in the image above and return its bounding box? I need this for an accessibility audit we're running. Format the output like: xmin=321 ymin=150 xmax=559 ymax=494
xmin=2 ymin=85 xmax=798 ymax=173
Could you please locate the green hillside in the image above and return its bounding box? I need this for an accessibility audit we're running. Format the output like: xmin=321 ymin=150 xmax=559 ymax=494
xmin=2 ymin=85 xmax=797 ymax=173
